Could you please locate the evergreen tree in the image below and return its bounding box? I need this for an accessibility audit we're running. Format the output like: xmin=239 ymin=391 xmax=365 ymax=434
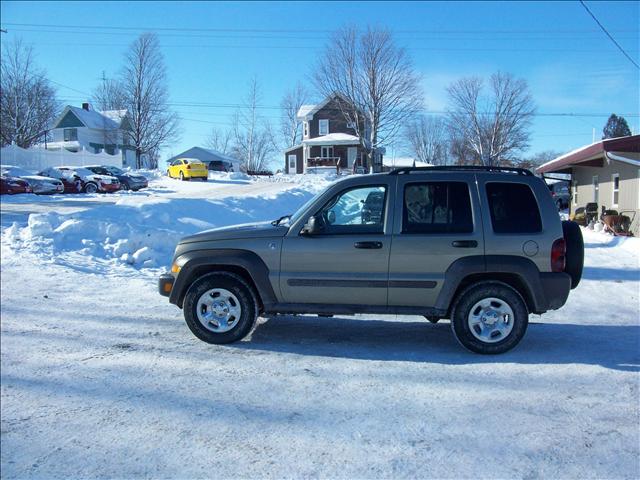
xmin=602 ymin=114 xmax=632 ymax=139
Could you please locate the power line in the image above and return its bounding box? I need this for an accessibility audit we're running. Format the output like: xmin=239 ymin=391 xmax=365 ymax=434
xmin=4 ymin=22 xmax=638 ymax=34
xmin=579 ymin=0 xmax=639 ymax=69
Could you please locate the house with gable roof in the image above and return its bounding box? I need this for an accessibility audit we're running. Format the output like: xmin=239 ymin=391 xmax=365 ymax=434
xmin=45 ymin=103 xmax=138 ymax=167
xmin=284 ymin=94 xmax=382 ymax=174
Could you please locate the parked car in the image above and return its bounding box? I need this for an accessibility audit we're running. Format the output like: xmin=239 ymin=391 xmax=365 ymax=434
xmin=0 ymin=175 xmax=32 ymax=194
xmin=38 ymin=166 xmax=120 ymax=193
xmin=84 ymin=165 xmax=148 ymax=191
xmin=159 ymin=165 xmax=584 ymax=355
xmin=167 ymin=158 xmax=208 ymax=181
xmin=208 ymin=160 xmax=234 ymax=172
xmin=547 ymin=181 xmax=570 ymax=210
xmin=0 ymin=165 xmax=64 ymax=194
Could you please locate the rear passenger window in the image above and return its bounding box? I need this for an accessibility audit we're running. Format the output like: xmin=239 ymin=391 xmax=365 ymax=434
xmin=403 ymin=182 xmax=473 ymax=234
xmin=486 ymin=182 xmax=542 ymax=233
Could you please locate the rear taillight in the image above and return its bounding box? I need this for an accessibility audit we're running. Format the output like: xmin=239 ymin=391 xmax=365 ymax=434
xmin=186 ymin=164 xmax=191 ymax=170
xmin=551 ymin=238 xmax=566 ymax=272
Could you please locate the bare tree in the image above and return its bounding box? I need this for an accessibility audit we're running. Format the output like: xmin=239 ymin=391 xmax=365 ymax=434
xmin=0 ymin=39 xmax=59 ymax=148
xmin=405 ymin=116 xmax=448 ymax=165
xmin=232 ymin=77 xmax=274 ymax=172
xmin=207 ymin=127 xmax=233 ymax=154
xmin=516 ymin=150 xmax=561 ymax=170
xmin=121 ymin=33 xmax=180 ymax=168
xmin=446 ymin=72 xmax=535 ymax=166
xmin=314 ymin=26 xmax=423 ymax=170
xmin=91 ymin=73 xmax=127 ymax=111
xmin=280 ymin=82 xmax=307 ymax=148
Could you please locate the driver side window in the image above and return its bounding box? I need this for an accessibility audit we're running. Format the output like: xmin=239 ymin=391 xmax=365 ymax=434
xmin=315 ymin=185 xmax=387 ymax=235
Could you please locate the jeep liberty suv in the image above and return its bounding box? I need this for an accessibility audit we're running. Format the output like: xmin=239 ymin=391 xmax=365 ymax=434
xmin=159 ymin=166 xmax=584 ymax=354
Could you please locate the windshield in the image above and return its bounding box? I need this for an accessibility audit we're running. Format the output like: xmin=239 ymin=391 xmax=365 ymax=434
xmin=105 ymin=166 xmax=124 ymax=175
xmin=1 ymin=166 xmax=32 ymax=177
xmin=73 ymin=168 xmax=94 ymax=176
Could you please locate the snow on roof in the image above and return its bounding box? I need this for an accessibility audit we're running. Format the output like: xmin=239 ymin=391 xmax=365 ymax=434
xmin=63 ymin=106 xmax=120 ymax=130
xmin=297 ymin=105 xmax=316 ymax=119
xmin=383 ymin=157 xmax=432 ymax=168
xmin=537 ymin=134 xmax=640 ymax=174
xmin=303 ymin=133 xmax=361 ymax=145
xmin=100 ymin=110 xmax=128 ymax=126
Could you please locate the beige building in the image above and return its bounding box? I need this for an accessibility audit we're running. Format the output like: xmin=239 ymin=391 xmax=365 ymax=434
xmin=537 ymin=135 xmax=640 ymax=235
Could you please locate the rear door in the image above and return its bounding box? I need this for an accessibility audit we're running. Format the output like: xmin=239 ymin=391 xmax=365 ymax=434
xmin=476 ymin=175 xmax=549 ymax=272
xmin=280 ymin=180 xmax=395 ymax=306
xmin=388 ymin=173 xmax=484 ymax=307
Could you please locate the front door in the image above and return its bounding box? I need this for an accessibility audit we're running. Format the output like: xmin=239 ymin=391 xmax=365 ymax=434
xmin=388 ymin=174 xmax=484 ymax=307
xmin=347 ymin=147 xmax=357 ymax=168
xmin=280 ymin=182 xmax=394 ymax=306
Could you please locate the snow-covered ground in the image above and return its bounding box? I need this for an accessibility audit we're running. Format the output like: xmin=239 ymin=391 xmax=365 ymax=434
xmin=1 ymin=172 xmax=639 ymax=478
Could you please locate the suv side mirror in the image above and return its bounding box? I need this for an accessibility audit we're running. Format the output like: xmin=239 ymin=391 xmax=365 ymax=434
xmin=301 ymin=215 xmax=323 ymax=235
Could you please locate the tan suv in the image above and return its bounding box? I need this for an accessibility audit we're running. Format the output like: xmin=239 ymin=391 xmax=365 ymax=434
xmin=160 ymin=166 xmax=583 ymax=354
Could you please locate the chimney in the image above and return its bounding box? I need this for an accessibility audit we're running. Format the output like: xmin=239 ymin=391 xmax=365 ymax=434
xmin=82 ymin=102 xmax=90 ymax=111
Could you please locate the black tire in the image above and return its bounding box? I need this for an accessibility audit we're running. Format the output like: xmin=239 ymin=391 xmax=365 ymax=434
xmin=180 ymin=171 xmax=186 ymax=181
xmin=183 ymin=273 xmax=258 ymax=344
xmin=121 ymin=182 xmax=130 ymax=191
xmin=451 ymin=282 xmax=529 ymax=354
xmin=84 ymin=182 xmax=98 ymax=194
xmin=562 ymin=220 xmax=584 ymax=289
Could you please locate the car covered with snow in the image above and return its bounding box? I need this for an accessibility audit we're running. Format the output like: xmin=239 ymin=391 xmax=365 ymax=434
xmin=1 ymin=165 xmax=64 ymax=194
xmin=0 ymin=175 xmax=32 ymax=194
xmin=38 ymin=166 xmax=120 ymax=193
xmin=84 ymin=165 xmax=149 ymax=191
xmin=160 ymin=166 xmax=584 ymax=354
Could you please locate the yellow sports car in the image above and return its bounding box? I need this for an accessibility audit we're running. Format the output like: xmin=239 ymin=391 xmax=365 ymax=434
xmin=167 ymin=158 xmax=208 ymax=181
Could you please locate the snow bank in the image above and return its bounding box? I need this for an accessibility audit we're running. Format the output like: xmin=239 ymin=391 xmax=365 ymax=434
xmin=2 ymin=174 xmax=334 ymax=270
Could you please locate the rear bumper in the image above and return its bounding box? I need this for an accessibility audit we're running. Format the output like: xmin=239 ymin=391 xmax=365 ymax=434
xmin=159 ymin=273 xmax=175 ymax=297
xmin=538 ymin=272 xmax=571 ymax=312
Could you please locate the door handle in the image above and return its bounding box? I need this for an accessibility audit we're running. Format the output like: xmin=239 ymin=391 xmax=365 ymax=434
xmin=451 ymin=240 xmax=478 ymax=248
xmin=354 ymin=241 xmax=383 ymax=249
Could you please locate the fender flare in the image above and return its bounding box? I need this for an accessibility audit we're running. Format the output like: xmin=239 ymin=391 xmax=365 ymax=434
xmin=169 ymin=249 xmax=277 ymax=309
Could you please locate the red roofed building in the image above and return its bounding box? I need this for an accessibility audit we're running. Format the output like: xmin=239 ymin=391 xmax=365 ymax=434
xmin=536 ymin=135 xmax=640 ymax=235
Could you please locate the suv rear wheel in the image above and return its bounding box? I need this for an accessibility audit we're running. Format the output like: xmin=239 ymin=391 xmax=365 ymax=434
xmin=183 ymin=273 xmax=257 ymax=344
xmin=451 ymin=282 xmax=528 ymax=354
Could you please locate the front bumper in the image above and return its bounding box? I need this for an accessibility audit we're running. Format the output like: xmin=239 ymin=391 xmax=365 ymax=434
xmin=100 ymin=183 xmax=121 ymax=193
xmin=159 ymin=273 xmax=175 ymax=297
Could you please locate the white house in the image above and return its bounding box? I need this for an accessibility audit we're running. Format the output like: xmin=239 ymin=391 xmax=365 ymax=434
xmin=44 ymin=103 xmax=137 ymax=167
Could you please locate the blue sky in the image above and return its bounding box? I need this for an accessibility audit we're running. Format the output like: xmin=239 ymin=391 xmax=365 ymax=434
xmin=2 ymin=0 xmax=639 ymax=167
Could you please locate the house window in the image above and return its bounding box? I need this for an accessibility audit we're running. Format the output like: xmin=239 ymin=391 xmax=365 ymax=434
xmin=303 ymin=121 xmax=308 ymax=138
xmin=64 ymin=128 xmax=78 ymax=141
xmin=288 ymin=154 xmax=297 ymax=171
xmin=612 ymin=173 xmax=619 ymax=207
xmin=592 ymin=175 xmax=599 ymax=203
xmin=319 ymin=119 xmax=329 ymax=136
xmin=573 ymin=179 xmax=578 ymax=206
xmin=321 ymin=146 xmax=334 ymax=158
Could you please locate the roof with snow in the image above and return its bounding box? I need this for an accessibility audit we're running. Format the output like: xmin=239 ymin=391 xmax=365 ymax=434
xmin=166 ymin=146 xmax=241 ymax=165
xmin=536 ymin=135 xmax=640 ymax=174
xmin=52 ymin=105 xmax=131 ymax=131
xmin=303 ymin=133 xmax=361 ymax=146
xmin=296 ymin=93 xmax=353 ymax=120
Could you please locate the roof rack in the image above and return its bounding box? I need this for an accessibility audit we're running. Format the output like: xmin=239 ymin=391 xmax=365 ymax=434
xmin=388 ymin=165 xmax=534 ymax=176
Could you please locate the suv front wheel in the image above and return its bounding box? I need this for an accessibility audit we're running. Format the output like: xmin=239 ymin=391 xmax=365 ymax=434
xmin=451 ymin=282 xmax=528 ymax=354
xmin=183 ymin=273 xmax=258 ymax=344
